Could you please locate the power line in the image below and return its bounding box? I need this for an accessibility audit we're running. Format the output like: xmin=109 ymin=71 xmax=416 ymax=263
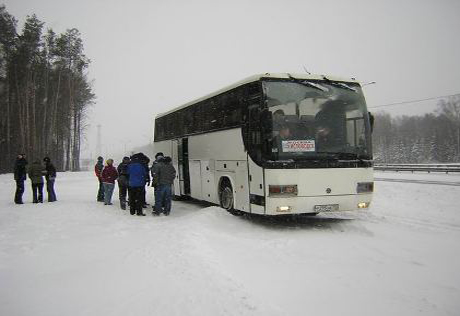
xmin=369 ymin=93 xmax=460 ymax=109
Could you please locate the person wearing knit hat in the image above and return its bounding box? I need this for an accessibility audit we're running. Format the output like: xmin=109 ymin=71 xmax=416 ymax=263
xmin=101 ymin=158 xmax=118 ymax=205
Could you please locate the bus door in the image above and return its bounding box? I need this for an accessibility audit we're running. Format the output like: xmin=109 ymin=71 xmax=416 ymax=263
xmin=176 ymin=138 xmax=191 ymax=196
xmin=247 ymin=104 xmax=265 ymax=213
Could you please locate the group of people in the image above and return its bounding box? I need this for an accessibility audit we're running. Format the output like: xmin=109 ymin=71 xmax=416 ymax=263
xmin=95 ymin=152 xmax=176 ymax=216
xmin=13 ymin=154 xmax=57 ymax=204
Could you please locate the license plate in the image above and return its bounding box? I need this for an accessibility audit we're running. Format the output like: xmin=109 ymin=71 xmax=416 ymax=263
xmin=314 ymin=204 xmax=339 ymax=212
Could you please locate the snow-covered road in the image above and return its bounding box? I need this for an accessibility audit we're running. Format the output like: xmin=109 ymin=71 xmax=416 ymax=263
xmin=1 ymin=171 xmax=459 ymax=316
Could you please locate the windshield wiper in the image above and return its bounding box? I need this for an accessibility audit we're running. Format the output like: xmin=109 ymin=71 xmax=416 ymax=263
xmin=287 ymin=74 xmax=328 ymax=92
xmin=322 ymin=76 xmax=357 ymax=92
xmin=334 ymin=152 xmax=373 ymax=162
xmin=299 ymin=80 xmax=328 ymax=92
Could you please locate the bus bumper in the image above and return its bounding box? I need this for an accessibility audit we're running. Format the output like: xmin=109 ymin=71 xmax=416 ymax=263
xmin=263 ymin=193 xmax=372 ymax=215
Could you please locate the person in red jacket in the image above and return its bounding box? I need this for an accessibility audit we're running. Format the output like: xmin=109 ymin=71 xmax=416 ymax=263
xmin=101 ymin=159 xmax=118 ymax=205
xmin=95 ymin=156 xmax=105 ymax=202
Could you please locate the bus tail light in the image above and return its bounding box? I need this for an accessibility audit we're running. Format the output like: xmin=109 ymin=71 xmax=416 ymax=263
xmin=357 ymin=182 xmax=374 ymax=194
xmin=269 ymin=185 xmax=298 ymax=196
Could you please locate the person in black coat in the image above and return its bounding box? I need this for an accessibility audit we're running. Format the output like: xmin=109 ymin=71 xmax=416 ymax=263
xmin=117 ymin=156 xmax=130 ymax=210
xmin=94 ymin=156 xmax=105 ymax=202
xmin=13 ymin=154 xmax=28 ymax=204
xmin=43 ymin=157 xmax=57 ymax=202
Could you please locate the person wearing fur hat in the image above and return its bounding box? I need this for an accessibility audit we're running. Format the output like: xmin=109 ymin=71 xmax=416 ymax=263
xmin=43 ymin=157 xmax=57 ymax=202
xmin=101 ymin=159 xmax=118 ymax=205
xmin=127 ymin=153 xmax=148 ymax=216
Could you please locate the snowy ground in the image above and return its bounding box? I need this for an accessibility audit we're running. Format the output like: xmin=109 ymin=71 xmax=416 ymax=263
xmin=1 ymin=171 xmax=459 ymax=316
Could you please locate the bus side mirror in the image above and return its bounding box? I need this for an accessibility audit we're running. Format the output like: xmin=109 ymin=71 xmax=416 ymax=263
xmin=368 ymin=112 xmax=374 ymax=133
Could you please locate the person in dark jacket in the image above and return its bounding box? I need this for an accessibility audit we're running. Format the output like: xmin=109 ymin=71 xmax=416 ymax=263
xmin=14 ymin=154 xmax=28 ymax=204
xmin=117 ymin=156 xmax=130 ymax=210
xmin=127 ymin=153 xmax=148 ymax=216
xmin=101 ymin=159 xmax=118 ymax=205
xmin=95 ymin=156 xmax=104 ymax=202
xmin=152 ymin=156 xmax=176 ymax=216
xmin=43 ymin=157 xmax=57 ymax=202
xmin=27 ymin=159 xmax=45 ymax=203
xmin=150 ymin=152 xmax=164 ymax=212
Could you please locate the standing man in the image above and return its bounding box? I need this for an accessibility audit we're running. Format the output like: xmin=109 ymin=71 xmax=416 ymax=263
xmin=150 ymin=152 xmax=164 ymax=212
xmin=43 ymin=157 xmax=57 ymax=202
xmin=117 ymin=156 xmax=130 ymax=210
xmin=127 ymin=153 xmax=148 ymax=216
xmin=14 ymin=154 xmax=28 ymax=204
xmin=152 ymin=156 xmax=176 ymax=216
xmin=27 ymin=159 xmax=45 ymax=203
xmin=94 ymin=156 xmax=104 ymax=202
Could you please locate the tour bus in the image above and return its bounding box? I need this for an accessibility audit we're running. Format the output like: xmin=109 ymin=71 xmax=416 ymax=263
xmin=153 ymin=73 xmax=374 ymax=216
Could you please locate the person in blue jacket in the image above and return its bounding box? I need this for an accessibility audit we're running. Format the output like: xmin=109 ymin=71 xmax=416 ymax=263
xmin=126 ymin=153 xmax=148 ymax=216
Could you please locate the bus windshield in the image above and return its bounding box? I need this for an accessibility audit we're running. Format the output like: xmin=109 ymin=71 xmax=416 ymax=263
xmin=262 ymin=80 xmax=372 ymax=162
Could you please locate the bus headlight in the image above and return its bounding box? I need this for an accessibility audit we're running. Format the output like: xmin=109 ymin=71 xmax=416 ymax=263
xmin=357 ymin=182 xmax=374 ymax=194
xmin=269 ymin=185 xmax=298 ymax=196
xmin=357 ymin=202 xmax=370 ymax=209
xmin=276 ymin=206 xmax=292 ymax=212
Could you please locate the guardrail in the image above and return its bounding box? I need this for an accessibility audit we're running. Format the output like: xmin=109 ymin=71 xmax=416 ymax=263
xmin=374 ymin=163 xmax=460 ymax=174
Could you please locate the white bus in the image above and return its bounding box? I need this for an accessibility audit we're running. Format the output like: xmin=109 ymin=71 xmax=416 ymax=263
xmin=153 ymin=73 xmax=374 ymax=216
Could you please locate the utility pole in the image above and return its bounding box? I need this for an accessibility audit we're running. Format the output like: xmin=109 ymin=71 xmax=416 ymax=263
xmin=96 ymin=124 xmax=102 ymax=156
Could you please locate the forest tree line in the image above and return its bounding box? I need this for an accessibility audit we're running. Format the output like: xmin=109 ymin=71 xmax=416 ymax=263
xmin=0 ymin=5 xmax=95 ymax=173
xmin=372 ymin=95 xmax=460 ymax=164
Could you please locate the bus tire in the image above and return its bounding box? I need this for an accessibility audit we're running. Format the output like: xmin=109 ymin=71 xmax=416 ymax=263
xmin=219 ymin=180 xmax=242 ymax=216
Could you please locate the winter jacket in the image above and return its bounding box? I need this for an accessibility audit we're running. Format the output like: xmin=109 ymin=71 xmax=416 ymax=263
xmin=28 ymin=161 xmax=45 ymax=184
xmin=150 ymin=159 xmax=162 ymax=187
xmin=14 ymin=157 xmax=28 ymax=181
xmin=101 ymin=165 xmax=118 ymax=184
xmin=127 ymin=155 xmax=148 ymax=188
xmin=44 ymin=162 xmax=57 ymax=181
xmin=94 ymin=161 xmax=104 ymax=179
xmin=117 ymin=159 xmax=130 ymax=186
xmin=152 ymin=157 xmax=176 ymax=186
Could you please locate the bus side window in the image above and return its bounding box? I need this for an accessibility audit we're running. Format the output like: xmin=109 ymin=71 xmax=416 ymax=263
xmin=222 ymin=91 xmax=241 ymax=128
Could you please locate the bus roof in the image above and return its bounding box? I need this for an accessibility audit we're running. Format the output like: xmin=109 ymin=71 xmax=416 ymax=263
xmin=155 ymin=73 xmax=360 ymax=118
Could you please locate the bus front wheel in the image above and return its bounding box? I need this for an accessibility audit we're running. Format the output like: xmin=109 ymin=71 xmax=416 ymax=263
xmin=219 ymin=180 xmax=242 ymax=216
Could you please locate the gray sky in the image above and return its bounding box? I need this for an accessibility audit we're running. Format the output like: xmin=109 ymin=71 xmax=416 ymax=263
xmin=4 ymin=0 xmax=460 ymax=158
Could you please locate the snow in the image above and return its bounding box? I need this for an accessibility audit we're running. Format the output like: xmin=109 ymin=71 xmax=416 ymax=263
xmin=1 ymin=171 xmax=459 ymax=316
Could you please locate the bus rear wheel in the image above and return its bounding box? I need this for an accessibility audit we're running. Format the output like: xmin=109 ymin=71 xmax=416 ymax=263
xmin=219 ymin=180 xmax=242 ymax=216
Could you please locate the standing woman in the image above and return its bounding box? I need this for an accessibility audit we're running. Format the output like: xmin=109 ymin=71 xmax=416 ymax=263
xmin=43 ymin=157 xmax=57 ymax=202
xmin=27 ymin=159 xmax=45 ymax=203
xmin=101 ymin=159 xmax=118 ymax=205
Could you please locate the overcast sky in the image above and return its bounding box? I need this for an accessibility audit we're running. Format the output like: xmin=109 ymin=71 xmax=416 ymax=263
xmin=4 ymin=0 xmax=460 ymax=158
